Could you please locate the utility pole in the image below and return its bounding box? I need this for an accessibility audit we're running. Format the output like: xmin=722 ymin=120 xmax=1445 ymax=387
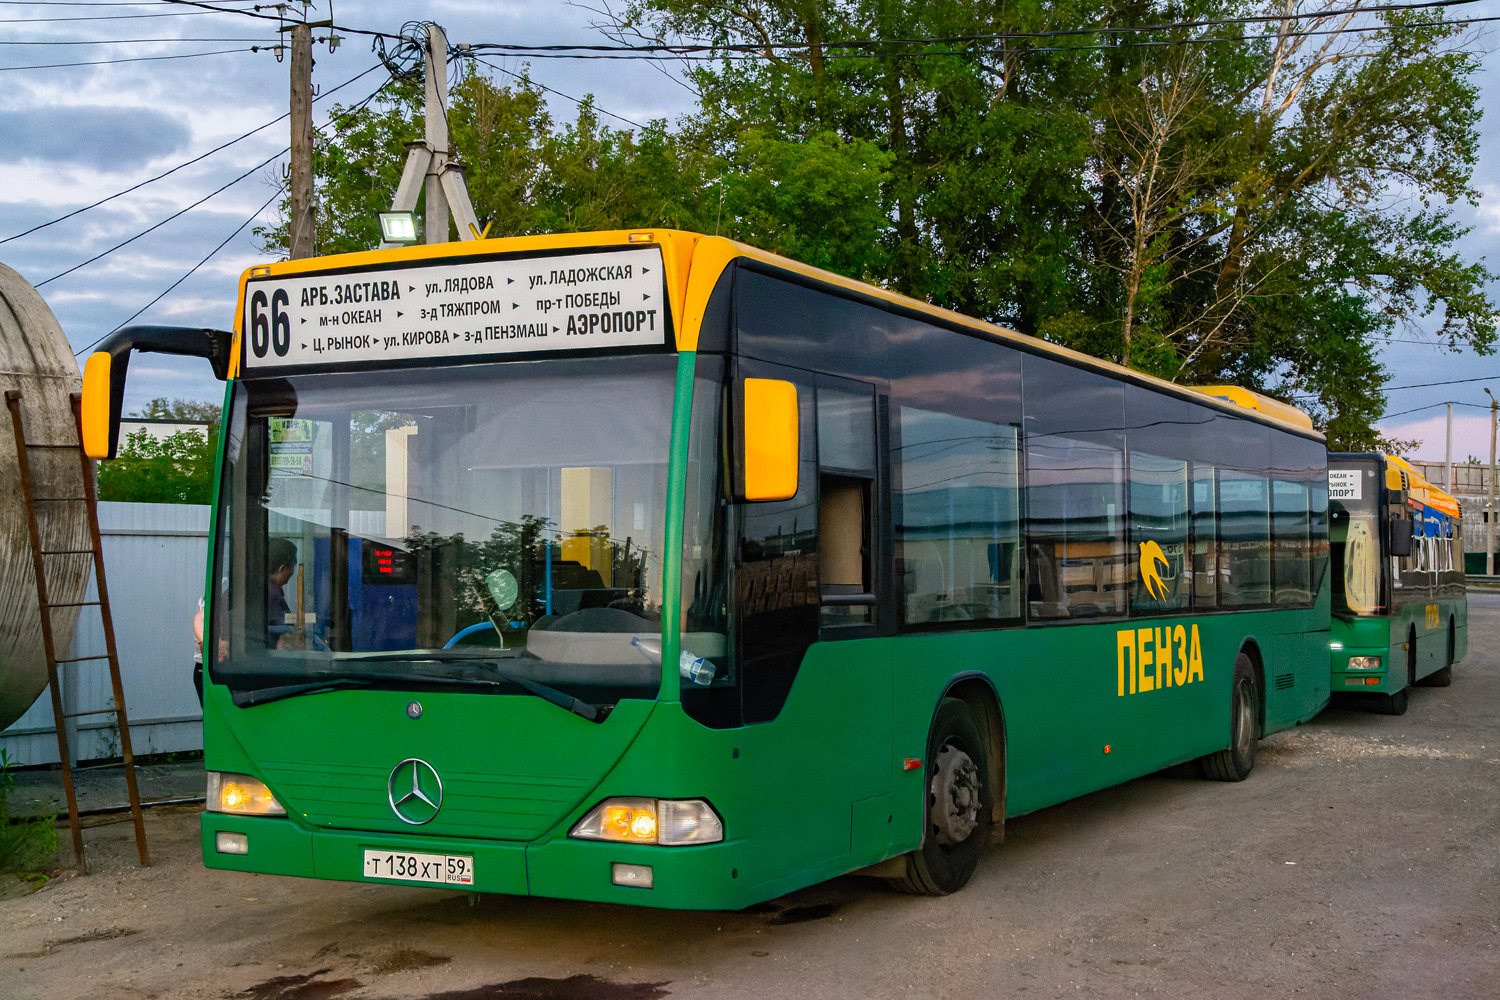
xmin=425 ymin=24 xmax=450 ymax=244
xmin=378 ymin=23 xmax=483 ymax=249
xmin=1487 ymin=389 xmax=1497 ymax=575
xmin=288 ymin=21 xmax=315 ymax=259
xmin=1445 ymin=402 xmax=1453 ymax=491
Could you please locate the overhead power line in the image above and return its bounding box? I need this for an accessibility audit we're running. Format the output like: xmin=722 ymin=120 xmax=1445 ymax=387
xmin=0 ymin=36 xmax=277 ymax=45
xmin=1384 ymin=375 xmax=1500 ymax=392
xmin=472 ymin=55 xmax=647 ymax=130
xmin=36 ymin=146 xmax=285 ymax=288
xmin=157 ymin=0 xmax=1485 ymax=54
xmin=99 ymin=186 xmax=280 ymax=339
xmin=0 ymin=44 xmax=255 ymax=71
xmin=0 ymin=10 xmax=218 ymax=22
xmin=77 ymin=72 xmax=396 ymax=348
xmin=1 ymin=61 xmax=383 ymax=247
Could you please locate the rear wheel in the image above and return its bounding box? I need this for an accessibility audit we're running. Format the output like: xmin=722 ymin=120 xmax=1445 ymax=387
xmin=888 ymin=698 xmax=992 ymax=896
xmin=1199 ymin=653 xmax=1258 ymax=782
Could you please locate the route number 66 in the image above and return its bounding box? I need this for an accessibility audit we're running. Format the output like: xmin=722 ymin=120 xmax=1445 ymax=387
xmin=249 ymin=289 xmax=291 ymax=358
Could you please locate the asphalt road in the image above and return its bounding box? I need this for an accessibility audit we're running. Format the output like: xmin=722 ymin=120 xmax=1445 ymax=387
xmin=3 ymin=599 xmax=1498 ymax=1000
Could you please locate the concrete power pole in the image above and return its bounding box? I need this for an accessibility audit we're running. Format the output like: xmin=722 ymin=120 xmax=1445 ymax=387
xmin=424 ymin=24 xmax=450 ymax=245
xmin=289 ymin=22 xmax=315 ymax=260
xmin=1488 ymin=390 xmax=1497 ymax=575
xmin=1444 ymin=402 xmax=1453 ymax=492
xmin=378 ymin=23 xmax=483 ymax=249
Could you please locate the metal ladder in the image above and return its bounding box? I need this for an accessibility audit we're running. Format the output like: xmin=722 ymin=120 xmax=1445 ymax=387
xmin=6 ymin=390 xmax=149 ymax=872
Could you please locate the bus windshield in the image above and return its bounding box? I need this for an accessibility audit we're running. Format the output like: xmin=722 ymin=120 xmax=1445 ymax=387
xmin=210 ymin=354 xmax=677 ymax=708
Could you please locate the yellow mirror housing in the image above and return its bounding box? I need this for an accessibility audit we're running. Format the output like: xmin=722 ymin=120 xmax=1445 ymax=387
xmin=742 ymin=378 xmax=799 ymax=501
xmin=81 ymin=351 xmax=118 ymax=459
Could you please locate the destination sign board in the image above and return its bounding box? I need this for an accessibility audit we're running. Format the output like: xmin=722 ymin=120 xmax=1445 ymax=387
xmin=240 ymin=246 xmax=667 ymax=370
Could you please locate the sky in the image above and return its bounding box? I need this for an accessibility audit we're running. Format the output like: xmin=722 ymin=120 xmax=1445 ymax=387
xmin=1 ymin=0 xmax=1499 ymax=460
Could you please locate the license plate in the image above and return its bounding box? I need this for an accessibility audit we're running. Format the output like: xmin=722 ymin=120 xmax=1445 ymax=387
xmin=362 ymin=849 xmax=474 ymax=886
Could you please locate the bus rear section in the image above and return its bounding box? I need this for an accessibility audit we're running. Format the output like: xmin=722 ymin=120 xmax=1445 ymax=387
xmin=1328 ymin=454 xmax=1466 ymax=715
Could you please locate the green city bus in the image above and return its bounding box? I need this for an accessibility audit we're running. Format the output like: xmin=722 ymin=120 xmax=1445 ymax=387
xmin=83 ymin=230 xmax=1331 ymax=908
xmin=1328 ymin=453 xmax=1465 ymax=715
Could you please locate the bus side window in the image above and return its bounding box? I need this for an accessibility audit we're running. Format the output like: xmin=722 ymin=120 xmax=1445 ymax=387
xmin=815 ymin=383 xmax=876 ymax=629
xmin=1216 ymin=417 xmax=1272 ymax=609
xmin=1272 ymin=479 xmax=1312 ymax=606
xmin=1023 ymin=357 xmax=1126 ymax=621
xmin=1192 ymin=464 xmax=1218 ymax=608
xmin=895 ymin=407 xmax=1021 ymax=626
xmin=1128 ymin=451 xmax=1189 ymax=613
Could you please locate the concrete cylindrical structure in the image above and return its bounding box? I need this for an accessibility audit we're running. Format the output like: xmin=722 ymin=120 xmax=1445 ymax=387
xmin=0 ymin=262 xmax=89 ymax=731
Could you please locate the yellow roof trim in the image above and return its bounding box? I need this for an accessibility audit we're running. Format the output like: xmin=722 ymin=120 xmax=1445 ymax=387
xmin=1386 ymin=455 xmax=1462 ymax=518
xmin=1192 ymin=385 xmax=1316 ymax=432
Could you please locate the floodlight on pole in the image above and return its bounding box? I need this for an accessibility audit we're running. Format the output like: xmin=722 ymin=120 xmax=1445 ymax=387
xmin=379 ymin=211 xmax=419 ymax=244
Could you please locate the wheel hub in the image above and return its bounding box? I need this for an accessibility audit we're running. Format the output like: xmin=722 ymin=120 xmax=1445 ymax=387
xmin=930 ymin=744 xmax=981 ymax=846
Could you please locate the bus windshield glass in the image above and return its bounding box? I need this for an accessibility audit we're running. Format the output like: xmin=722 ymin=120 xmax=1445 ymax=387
xmin=210 ymin=354 xmax=677 ymax=707
xmin=1329 ymin=459 xmax=1382 ymax=616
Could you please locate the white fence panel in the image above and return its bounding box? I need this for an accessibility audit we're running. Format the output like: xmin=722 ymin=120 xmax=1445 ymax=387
xmin=1 ymin=502 xmax=208 ymax=765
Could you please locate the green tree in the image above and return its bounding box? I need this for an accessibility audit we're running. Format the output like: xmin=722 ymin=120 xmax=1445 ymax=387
xmin=96 ymin=427 xmax=218 ymax=504
xmin=133 ymin=396 xmax=221 ymax=433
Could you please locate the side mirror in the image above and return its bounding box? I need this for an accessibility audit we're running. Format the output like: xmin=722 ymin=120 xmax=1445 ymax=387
xmin=738 ymin=378 xmax=799 ymax=502
xmin=81 ymin=325 xmax=233 ymax=459
xmin=1389 ymin=517 xmax=1413 ymax=558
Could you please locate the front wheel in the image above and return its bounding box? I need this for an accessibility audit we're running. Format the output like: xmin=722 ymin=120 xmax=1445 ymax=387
xmin=1418 ymin=620 xmax=1454 ymax=687
xmin=887 ymin=698 xmax=992 ymax=896
xmin=1199 ymin=653 xmax=1259 ymax=782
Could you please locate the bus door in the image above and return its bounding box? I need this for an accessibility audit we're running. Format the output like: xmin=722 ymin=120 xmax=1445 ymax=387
xmin=730 ymin=359 xmax=894 ymax=868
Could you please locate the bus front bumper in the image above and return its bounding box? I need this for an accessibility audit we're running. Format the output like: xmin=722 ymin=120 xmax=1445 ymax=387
xmin=201 ymin=812 xmax=761 ymax=910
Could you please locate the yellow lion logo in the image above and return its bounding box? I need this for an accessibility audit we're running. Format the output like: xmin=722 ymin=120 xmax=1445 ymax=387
xmin=1139 ymin=540 xmax=1171 ymax=601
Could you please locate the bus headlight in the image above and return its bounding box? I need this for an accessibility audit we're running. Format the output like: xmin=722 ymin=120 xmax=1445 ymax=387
xmin=570 ymin=797 xmax=723 ymax=845
xmin=1346 ymin=656 xmax=1382 ymax=670
xmin=206 ymin=771 xmax=286 ymax=816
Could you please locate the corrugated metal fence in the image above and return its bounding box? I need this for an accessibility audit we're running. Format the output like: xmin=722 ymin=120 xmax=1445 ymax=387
xmin=0 ymin=501 xmax=207 ymax=766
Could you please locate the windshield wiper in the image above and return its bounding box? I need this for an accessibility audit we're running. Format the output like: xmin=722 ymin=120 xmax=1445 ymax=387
xmin=233 ymin=657 xmax=600 ymax=721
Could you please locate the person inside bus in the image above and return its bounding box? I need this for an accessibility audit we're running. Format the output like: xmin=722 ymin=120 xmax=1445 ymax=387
xmin=267 ymin=537 xmax=298 ymax=647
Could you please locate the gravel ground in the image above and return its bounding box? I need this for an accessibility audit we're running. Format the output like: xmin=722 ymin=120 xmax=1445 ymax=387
xmin=1 ymin=598 xmax=1496 ymax=1000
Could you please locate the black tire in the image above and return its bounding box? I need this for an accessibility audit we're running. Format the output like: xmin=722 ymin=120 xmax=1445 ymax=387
xmin=1199 ymin=653 xmax=1259 ymax=782
xmin=888 ymin=698 xmax=992 ymax=896
xmin=1379 ymin=686 xmax=1410 ymax=715
xmin=1418 ymin=620 xmax=1455 ymax=687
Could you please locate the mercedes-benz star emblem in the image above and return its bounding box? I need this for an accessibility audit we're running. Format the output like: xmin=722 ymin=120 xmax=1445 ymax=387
xmin=387 ymin=758 xmax=443 ymax=825
xmin=407 ymin=701 xmax=423 ymax=719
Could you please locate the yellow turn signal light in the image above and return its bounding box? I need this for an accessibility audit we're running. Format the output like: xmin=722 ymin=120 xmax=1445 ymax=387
xmin=206 ymin=771 xmax=286 ymax=816
xmin=570 ymin=797 xmax=723 ymax=845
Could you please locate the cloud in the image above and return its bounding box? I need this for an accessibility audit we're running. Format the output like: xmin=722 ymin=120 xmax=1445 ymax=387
xmin=1378 ymin=413 xmax=1495 ymax=462
xmin=0 ymin=106 xmax=191 ymax=171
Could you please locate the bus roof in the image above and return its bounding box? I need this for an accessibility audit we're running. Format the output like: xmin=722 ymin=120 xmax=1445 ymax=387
xmin=1385 ymin=455 xmax=1462 ymax=518
xmin=233 ymin=229 xmax=1322 ymax=439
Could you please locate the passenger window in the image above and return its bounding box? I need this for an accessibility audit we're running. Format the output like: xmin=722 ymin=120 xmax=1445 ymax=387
xmin=816 ymin=383 xmax=876 ymax=629
xmin=1273 ymin=479 xmax=1312 ymax=605
xmin=896 ymin=407 xmax=1021 ymax=626
xmin=819 ymin=474 xmax=872 ymax=626
xmin=1024 ymin=359 xmax=1126 ymax=620
xmin=1129 ymin=451 xmax=1189 ymax=612
xmin=1192 ymin=464 xmax=1218 ymax=608
xmin=1219 ymin=472 xmax=1271 ymax=607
